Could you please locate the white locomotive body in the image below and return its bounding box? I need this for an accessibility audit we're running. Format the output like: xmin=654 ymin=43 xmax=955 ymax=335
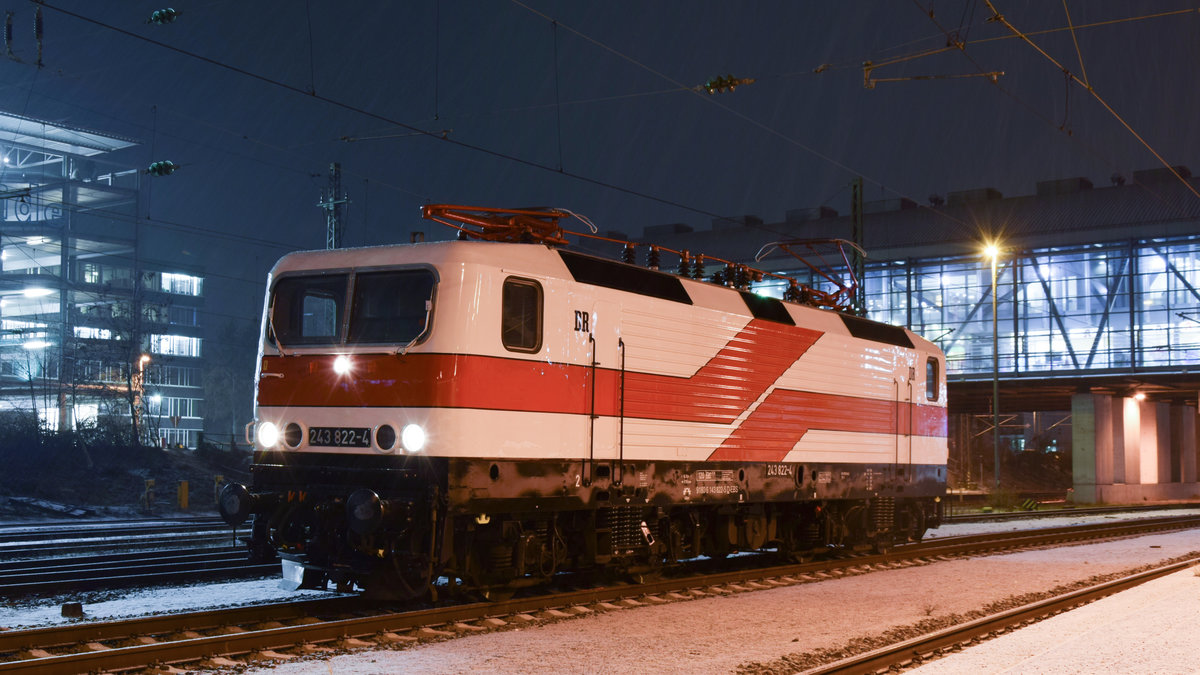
xmin=221 ymin=232 xmax=947 ymax=597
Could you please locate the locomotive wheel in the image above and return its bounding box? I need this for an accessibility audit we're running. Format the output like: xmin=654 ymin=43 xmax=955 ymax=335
xmin=481 ymin=586 xmax=516 ymax=602
xmin=631 ymin=570 xmax=663 ymax=584
xmin=362 ymin=527 xmax=437 ymax=601
xmin=788 ymin=550 xmax=814 ymax=563
xmin=365 ymin=560 xmax=434 ymax=601
xmin=871 ymin=535 xmax=894 ymax=555
xmin=905 ymin=505 xmax=928 ymax=542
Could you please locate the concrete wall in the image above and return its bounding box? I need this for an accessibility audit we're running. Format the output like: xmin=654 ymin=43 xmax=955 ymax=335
xmin=1071 ymin=393 xmax=1200 ymax=504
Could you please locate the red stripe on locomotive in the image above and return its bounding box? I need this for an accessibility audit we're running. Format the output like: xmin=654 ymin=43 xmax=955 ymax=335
xmin=259 ymin=318 xmax=946 ymax=457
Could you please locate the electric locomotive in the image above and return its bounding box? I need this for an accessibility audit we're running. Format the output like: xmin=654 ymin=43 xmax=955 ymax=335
xmin=219 ymin=205 xmax=948 ymax=598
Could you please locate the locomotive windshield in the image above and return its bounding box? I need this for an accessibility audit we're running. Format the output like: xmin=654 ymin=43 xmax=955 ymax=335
xmin=270 ymin=269 xmax=435 ymax=347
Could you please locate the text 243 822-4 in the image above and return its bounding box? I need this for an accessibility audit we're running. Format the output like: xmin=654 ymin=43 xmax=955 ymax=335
xmin=307 ymin=426 xmax=372 ymax=447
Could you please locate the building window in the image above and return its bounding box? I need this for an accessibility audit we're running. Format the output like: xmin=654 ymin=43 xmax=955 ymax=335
xmin=157 ymin=427 xmax=198 ymax=449
xmin=168 ymin=305 xmax=198 ymax=326
xmin=145 ymin=364 xmax=201 ymax=387
xmin=161 ymin=272 xmax=203 ymax=296
xmin=147 ymin=396 xmax=202 ymax=419
xmin=501 ymin=277 xmax=542 ymax=353
xmin=105 ymin=266 xmax=134 ymax=289
xmin=74 ymin=326 xmax=113 ymax=340
xmin=150 ymin=334 xmax=202 ymax=357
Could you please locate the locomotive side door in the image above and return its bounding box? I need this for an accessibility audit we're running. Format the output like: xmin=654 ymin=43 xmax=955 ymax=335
xmin=895 ymin=358 xmax=915 ymax=480
xmin=574 ymin=298 xmax=621 ymax=485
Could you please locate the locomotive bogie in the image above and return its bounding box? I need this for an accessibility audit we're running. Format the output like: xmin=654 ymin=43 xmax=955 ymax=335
xmin=227 ymin=450 xmax=941 ymax=594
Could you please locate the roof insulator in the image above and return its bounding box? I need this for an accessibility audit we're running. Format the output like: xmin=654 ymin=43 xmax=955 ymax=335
xmin=621 ymin=243 xmax=636 ymax=265
xmin=677 ymin=250 xmax=691 ymax=276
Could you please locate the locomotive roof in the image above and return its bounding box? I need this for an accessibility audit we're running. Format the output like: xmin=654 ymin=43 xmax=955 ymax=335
xmin=270 ymin=239 xmax=560 ymax=276
xmin=268 ymin=240 xmax=937 ymax=352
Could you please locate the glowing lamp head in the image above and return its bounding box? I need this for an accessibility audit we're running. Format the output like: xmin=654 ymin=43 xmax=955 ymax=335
xmin=401 ymin=423 xmax=426 ymax=453
xmin=257 ymin=421 xmax=281 ymax=448
xmin=1133 ymin=392 xmax=1147 ymax=401
xmin=333 ymin=354 xmax=353 ymax=376
xmin=983 ymin=243 xmax=1000 ymax=260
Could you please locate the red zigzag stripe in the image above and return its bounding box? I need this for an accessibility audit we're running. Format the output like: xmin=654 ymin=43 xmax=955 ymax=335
xmin=257 ymin=319 xmax=946 ymax=462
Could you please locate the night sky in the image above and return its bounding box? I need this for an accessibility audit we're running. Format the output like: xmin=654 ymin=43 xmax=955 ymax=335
xmin=3 ymin=1 xmax=1198 ymax=383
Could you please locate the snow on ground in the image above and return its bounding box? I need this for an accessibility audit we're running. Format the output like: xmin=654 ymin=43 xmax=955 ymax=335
xmin=0 ymin=577 xmax=329 ymax=629
xmin=240 ymin=530 xmax=1200 ymax=675
xmin=0 ymin=509 xmax=1186 ymax=630
xmin=1 ymin=507 xmax=1197 ymax=672
xmin=908 ymin=565 xmax=1200 ymax=675
xmin=926 ymin=507 xmax=1197 ymax=538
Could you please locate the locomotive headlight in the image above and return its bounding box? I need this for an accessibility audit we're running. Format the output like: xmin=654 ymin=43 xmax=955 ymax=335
xmin=332 ymin=354 xmax=352 ymax=376
xmin=257 ymin=421 xmax=281 ymax=448
xmin=400 ymin=423 xmax=426 ymax=453
xmin=283 ymin=423 xmax=303 ymax=449
xmin=375 ymin=424 xmax=397 ymax=451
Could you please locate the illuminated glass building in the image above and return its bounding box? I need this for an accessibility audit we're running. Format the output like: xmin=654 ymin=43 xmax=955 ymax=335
xmin=0 ymin=111 xmax=205 ymax=448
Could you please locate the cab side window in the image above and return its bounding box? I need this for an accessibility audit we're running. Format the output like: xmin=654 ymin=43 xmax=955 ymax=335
xmin=926 ymin=357 xmax=940 ymax=401
xmin=502 ymin=277 xmax=542 ymax=353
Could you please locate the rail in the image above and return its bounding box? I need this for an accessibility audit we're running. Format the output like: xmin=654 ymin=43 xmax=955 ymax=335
xmin=799 ymin=557 xmax=1200 ymax=674
xmin=2 ymin=513 xmax=1196 ymax=673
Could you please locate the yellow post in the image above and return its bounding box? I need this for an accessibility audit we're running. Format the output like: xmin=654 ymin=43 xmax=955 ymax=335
xmin=141 ymin=479 xmax=156 ymax=511
xmin=214 ymin=475 xmax=225 ymax=506
xmin=178 ymin=480 xmax=189 ymax=511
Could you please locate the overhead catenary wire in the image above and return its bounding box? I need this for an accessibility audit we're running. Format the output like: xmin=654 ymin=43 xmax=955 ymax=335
xmin=788 ymin=7 xmax=1194 ymax=89
xmin=982 ymin=0 xmax=1200 ymax=203
xmin=911 ymin=1 xmax=1200 ymax=221
xmin=9 ymin=2 xmax=999 ymax=248
xmin=35 ymin=2 xmax=749 ymax=235
xmin=1061 ymin=0 xmax=1089 ymax=87
xmin=34 ymin=1 xmax=958 ymax=246
xmin=28 ymin=2 xmax=1200 ymax=253
xmin=508 ymin=0 xmax=977 ymax=233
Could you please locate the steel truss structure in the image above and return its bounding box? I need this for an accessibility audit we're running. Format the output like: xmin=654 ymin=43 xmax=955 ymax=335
xmin=759 ymin=234 xmax=1200 ymax=381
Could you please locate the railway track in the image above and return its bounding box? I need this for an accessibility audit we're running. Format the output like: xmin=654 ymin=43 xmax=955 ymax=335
xmin=0 ymin=517 xmax=267 ymax=597
xmin=944 ymin=502 xmax=1198 ymax=523
xmin=799 ymin=557 xmax=1200 ymax=674
xmin=0 ymin=517 xmax=233 ymax=556
xmin=2 ymin=512 xmax=1197 ymax=674
xmin=0 ymin=546 xmax=277 ymax=596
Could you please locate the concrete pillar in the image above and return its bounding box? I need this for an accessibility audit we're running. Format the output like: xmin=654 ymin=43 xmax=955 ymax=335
xmin=1139 ymin=400 xmax=1159 ymax=484
xmin=1155 ymin=402 xmax=1173 ymax=484
xmin=1072 ymin=393 xmax=1114 ymax=503
xmin=1184 ymin=405 xmax=1198 ymax=483
xmin=1168 ymin=403 xmax=1193 ymax=483
xmin=1111 ymin=397 xmax=1126 ymax=484
xmin=1122 ymin=397 xmax=1140 ymax=484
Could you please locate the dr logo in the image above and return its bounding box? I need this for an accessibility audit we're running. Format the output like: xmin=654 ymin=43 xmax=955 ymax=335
xmin=574 ymin=310 xmax=590 ymax=333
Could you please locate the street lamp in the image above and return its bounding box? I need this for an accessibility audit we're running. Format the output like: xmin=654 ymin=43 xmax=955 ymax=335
xmin=983 ymin=242 xmax=1001 ymax=489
